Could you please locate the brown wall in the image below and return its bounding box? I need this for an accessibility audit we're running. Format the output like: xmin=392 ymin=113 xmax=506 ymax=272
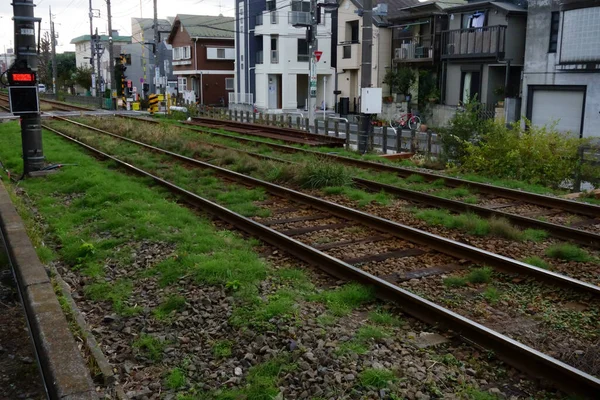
xmin=169 ymin=22 xmax=234 ymax=73
xmin=201 ymin=74 xmax=232 ymax=105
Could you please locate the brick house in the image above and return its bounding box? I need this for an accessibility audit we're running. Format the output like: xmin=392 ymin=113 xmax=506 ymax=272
xmin=167 ymin=14 xmax=235 ymax=106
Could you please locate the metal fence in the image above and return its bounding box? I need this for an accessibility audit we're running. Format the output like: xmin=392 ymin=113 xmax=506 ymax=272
xmin=41 ymin=93 xmax=104 ymax=109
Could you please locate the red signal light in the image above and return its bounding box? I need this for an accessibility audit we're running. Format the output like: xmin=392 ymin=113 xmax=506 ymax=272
xmin=11 ymin=72 xmax=36 ymax=83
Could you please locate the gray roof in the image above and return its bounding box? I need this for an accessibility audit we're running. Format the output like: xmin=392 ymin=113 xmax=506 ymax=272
xmin=175 ymin=14 xmax=235 ymax=39
xmin=132 ymin=17 xmax=172 ymax=33
xmin=349 ymin=0 xmax=422 ymax=24
xmin=446 ymin=1 xmax=527 ymax=14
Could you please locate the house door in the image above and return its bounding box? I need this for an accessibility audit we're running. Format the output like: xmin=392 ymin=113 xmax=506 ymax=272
xmin=268 ymin=74 xmax=280 ymax=109
xmin=461 ymin=71 xmax=481 ymax=103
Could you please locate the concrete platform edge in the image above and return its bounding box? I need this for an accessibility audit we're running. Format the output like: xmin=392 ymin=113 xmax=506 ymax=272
xmin=0 ymin=178 xmax=98 ymax=400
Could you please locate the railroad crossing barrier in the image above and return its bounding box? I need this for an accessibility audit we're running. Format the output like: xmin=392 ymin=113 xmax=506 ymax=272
xmin=148 ymin=94 xmax=159 ymax=114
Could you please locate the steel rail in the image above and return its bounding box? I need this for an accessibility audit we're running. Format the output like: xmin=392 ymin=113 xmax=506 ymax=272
xmin=121 ymin=115 xmax=600 ymax=218
xmin=109 ymin=117 xmax=600 ymax=249
xmin=49 ymin=117 xmax=600 ymax=296
xmin=41 ymin=123 xmax=600 ymax=398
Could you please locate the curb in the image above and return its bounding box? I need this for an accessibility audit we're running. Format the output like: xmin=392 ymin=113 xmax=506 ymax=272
xmin=0 ymin=178 xmax=98 ymax=400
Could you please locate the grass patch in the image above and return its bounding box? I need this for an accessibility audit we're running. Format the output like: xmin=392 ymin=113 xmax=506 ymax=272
xmin=356 ymin=325 xmax=389 ymax=341
xmin=230 ymin=289 xmax=298 ymax=330
xmin=405 ymin=174 xmax=426 ymax=183
xmin=466 ymin=266 xmax=493 ymax=284
xmin=133 ymin=334 xmax=166 ymax=362
xmin=545 ymin=243 xmax=591 ymax=262
xmin=433 ymin=187 xmax=473 ymax=199
xmin=335 ymin=340 xmax=369 ymax=356
xmin=311 ymin=283 xmax=374 ymax=316
xmin=298 ymin=161 xmax=352 ymax=189
xmin=84 ymin=280 xmax=139 ymax=315
xmin=322 ymin=186 xmax=391 ymax=207
xmin=523 ymin=256 xmax=551 ymax=270
xmin=358 ymin=368 xmax=397 ymax=389
xmin=482 ymin=287 xmax=500 ymax=304
xmin=316 ymin=314 xmax=337 ymax=326
xmin=165 ymin=368 xmax=186 ymax=389
xmin=368 ymin=310 xmax=402 ymax=326
xmin=154 ymin=295 xmax=186 ymax=320
xmin=212 ymin=340 xmax=233 ymax=358
xmin=443 ymin=276 xmax=467 ymax=288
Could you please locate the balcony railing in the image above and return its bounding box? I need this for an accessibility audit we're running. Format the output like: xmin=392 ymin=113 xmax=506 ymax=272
xmin=393 ymin=34 xmax=435 ymax=62
xmin=229 ymin=92 xmax=254 ymax=105
xmin=288 ymin=11 xmax=311 ymax=26
xmin=256 ymin=50 xmax=263 ymax=64
xmin=271 ymin=50 xmax=279 ymax=64
xmin=441 ymin=25 xmax=506 ymax=60
xmin=255 ymin=14 xmax=263 ymax=26
xmin=297 ymin=54 xmax=309 ymax=62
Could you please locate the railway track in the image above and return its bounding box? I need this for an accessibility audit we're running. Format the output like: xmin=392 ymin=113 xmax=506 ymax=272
xmin=0 ymin=93 xmax=93 ymax=112
xmin=42 ymin=120 xmax=600 ymax=397
xmin=97 ymin=115 xmax=600 ymax=249
xmin=187 ymin=116 xmax=346 ymax=148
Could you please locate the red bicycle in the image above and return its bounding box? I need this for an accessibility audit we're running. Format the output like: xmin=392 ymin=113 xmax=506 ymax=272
xmin=390 ymin=111 xmax=421 ymax=130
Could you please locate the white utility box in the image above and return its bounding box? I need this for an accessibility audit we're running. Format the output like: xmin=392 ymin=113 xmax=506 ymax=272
xmin=360 ymin=87 xmax=382 ymax=114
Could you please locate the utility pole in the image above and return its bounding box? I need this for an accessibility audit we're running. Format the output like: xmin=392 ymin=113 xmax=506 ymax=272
xmin=107 ymin=0 xmax=115 ymax=107
xmin=95 ymin=27 xmax=104 ymax=96
xmin=49 ymin=6 xmax=57 ymax=94
xmin=11 ymin=0 xmax=45 ymax=173
xmin=153 ymin=0 xmax=159 ymax=94
xmin=358 ymin=0 xmax=373 ymax=153
xmin=307 ymin=0 xmax=318 ymax=125
xmin=89 ymin=0 xmax=96 ymax=96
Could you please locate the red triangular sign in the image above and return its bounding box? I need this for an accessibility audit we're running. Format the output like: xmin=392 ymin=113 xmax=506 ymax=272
xmin=314 ymin=51 xmax=323 ymax=62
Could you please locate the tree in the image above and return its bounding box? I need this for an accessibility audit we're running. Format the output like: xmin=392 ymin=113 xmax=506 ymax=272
xmin=383 ymin=67 xmax=416 ymax=97
xmin=73 ymin=66 xmax=93 ymax=92
xmin=50 ymin=52 xmax=76 ymax=92
xmin=38 ymin=31 xmax=52 ymax=87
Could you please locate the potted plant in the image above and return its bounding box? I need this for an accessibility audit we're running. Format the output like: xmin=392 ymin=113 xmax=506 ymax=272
xmin=493 ymin=86 xmax=505 ymax=106
xmin=427 ymin=87 xmax=440 ymax=103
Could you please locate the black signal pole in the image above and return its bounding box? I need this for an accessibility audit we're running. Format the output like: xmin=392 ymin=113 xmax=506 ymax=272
xmin=12 ymin=0 xmax=45 ymax=174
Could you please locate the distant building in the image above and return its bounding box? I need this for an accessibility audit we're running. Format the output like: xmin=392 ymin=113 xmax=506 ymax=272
xmin=521 ymin=0 xmax=600 ymax=138
xmin=0 ymin=48 xmax=15 ymax=73
xmin=71 ymin=32 xmax=131 ymax=94
xmin=121 ymin=17 xmax=174 ymax=97
xmin=167 ymin=14 xmax=235 ymax=106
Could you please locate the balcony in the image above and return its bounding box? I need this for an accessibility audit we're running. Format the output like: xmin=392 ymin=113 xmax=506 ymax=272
xmin=441 ymin=25 xmax=506 ymax=60
xmin=255 ymin=14 xmax=263 ymax=26
xmin=270 ymin=50 xmax=279 ymax=64
xmin=338 ymin=41 xmax=359 ymax=69
xmin=288 ymin=11 xmax=311 ymax=27
xmin=256 ymin=50 xmax=263 ymax=64
xmin=393 ymin=34 xmax=435 ymax=63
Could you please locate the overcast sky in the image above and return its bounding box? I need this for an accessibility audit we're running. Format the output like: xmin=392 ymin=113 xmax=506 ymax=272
xmin=0 ymin=0 xmax=234 ymax=54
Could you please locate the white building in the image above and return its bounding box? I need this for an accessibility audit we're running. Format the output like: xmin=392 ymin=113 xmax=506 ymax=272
xmin=234 ymin=0 xmax=336 ymax=113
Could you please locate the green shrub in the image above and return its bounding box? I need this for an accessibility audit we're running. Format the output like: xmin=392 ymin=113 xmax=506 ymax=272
xmin=467 ymin=266 xmax=493 ymax=284
xmin=359 ymin=368 xmax=397 ymax=389
xmin=298 ymin=161 xmax=352 ymax=189
xmin=439 ymin=100 xmax=489 ymax=162
xmin=460 ymin=119 xmax=588 ymax=188
xmin=443 ymin=276 xmax=467 ymax=288
xmin=523 ymin=256 xmax=551 ymax=269
xmin=165 ymin=368 xmax=186 ymax=389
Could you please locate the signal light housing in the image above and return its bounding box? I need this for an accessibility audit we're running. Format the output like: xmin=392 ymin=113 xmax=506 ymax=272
xmin=8 ymin=70 xmax=37 ymax=85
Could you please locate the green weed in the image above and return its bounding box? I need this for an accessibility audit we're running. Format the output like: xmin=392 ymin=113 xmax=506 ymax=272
xmin=312 ymin=283 xmax=374 ymax=316
xmin=545 ymin=243 xmax=591 ymax=262
xmin=335 ymin=340 xmax=369 ymax=356
xmin=133 ymin=334 xmax=166 ymax=361
xmin=356 ymin=325 xmax=389 ymax=341
xmin=482 ymin=287 xmax=500 ymax=304
xmin=298 ymin=162 xmax=352 ymax=189
xmin=213 ymin=340 xmax=233 ymax=358
xmin=154 ymin=295 xmax=186 ymax=320
xmin=443 ymin=276 xmax=467 ymax=288
xmin=358 ymin=368 xmax=397 ymax=389
xmin=466 ymin=267 xmax=493 ymax=284
xmin=165 ymin=368 xmax=186 ymax=389
xmin=523 ymin=256 xmax=551 ymax=270
xmin=368 ymin=310 xmax=402 ymax=326
xmin=405 ymin=174 xmax=426 ymax=183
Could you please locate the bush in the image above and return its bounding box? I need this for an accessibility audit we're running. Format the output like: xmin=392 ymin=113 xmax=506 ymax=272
xmin=439 ymin=100 xmax=489 ymax=163
xmin=460 ymin=118 xmax=589 ymax=188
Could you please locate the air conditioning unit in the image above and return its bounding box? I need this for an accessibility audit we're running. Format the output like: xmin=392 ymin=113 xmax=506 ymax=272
xmin=394 ymin=48 xmax=407 ymax=60
xmin=446 ymin=43 xmax=455 ymax=55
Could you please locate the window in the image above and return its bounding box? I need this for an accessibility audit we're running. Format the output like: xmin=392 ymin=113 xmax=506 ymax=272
xmin=225 ymin=77 xmax=234 ymax=90
xmin=177 ymin=76 xmax=187 ymax=91
xmin=297 ymin=38 xmax=309 ymax=62
xmin=217 ymin=48 xmax=225 ymax=59
xmin=291 ymin=1 xmax=311 ymax=12
xmin=549 ymin=11 xmax=560 ymax=53
xmin=343 ymin=45 xmax=351 ymax=59
xmin=173 ymin=46 xmax=191 ymax=60
xmin=346 ymin=21 xmax=359 ymax=43
xmin=207 ymin=48 xmax=235 ymax=60
xmin=461 ymin=71 xmax=481 ymax=103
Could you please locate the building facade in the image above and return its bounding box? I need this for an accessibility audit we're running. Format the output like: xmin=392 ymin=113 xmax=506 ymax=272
xmin=234 ymin=0 xmax=337 ymax=112
xmin=521 ymin=0 xmax=600 ymax=138
xmin=167 ymin=14 xmax=235 ymax=106
xmin=441 ymin=1 xmax=527 ymax=108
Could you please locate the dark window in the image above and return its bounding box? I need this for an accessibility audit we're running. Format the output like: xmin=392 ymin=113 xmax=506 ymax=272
xmin=271 ymin=36 xmax=278 ymax=51
xmin=549 ymin=11 xmax=560 ymax=53
xmin=291 ymin=1 xmax=310 ymax=12
xmin=297 ymin=38 xmax=309 ymax=61
xmin=349 ymin=21 xmax=359 ymax=43
xmin=343 ymin=45 xmax=351 ymax=59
